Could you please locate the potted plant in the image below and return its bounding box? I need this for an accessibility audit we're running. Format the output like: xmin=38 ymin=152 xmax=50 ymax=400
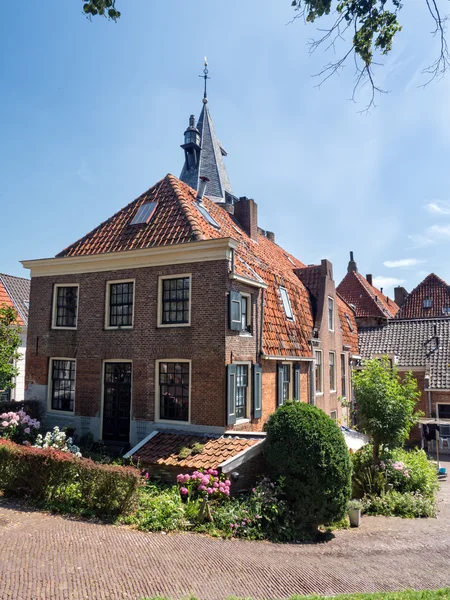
xmin=348 ymin=499 xmax=363 ymax=527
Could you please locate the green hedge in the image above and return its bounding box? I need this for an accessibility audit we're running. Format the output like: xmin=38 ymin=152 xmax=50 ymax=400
xmin=0 ymin=439 xmax=140 ymax=518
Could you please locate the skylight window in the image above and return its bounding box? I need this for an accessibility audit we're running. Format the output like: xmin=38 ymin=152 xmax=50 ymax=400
xmin=131 ymin=202 xmax=157 ymax=225
xmin=423 ymin=298 xmax=433 ymax=308
xmin=442 ymin=306 xmax=450 ymax=315
xmin=279 ymin=286 xmax=294 ymax=320
xmin=345 ymin=313 xmax=354 ymax=332
xmin=196 ymin=202 xmax=221 ymax=230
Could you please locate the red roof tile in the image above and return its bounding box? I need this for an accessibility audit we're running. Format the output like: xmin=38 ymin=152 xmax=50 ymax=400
xmin=56 ymin=174 xmax=315 ymax=357
xmin=336 ymin=294 xmax=358 ymax=354
xmin=134 ymin=432 xmax=263 ymax=470
xmin=337 ymin=270 xmax=399 ymax=320
xmin=0 ymin=276 xmax=26 ymax=327
xmin=396 ymin=273 xmax=450 ymax=319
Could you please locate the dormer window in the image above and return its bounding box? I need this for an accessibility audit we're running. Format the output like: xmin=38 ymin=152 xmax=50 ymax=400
xmin=423 ymin=298 xmax=433 ymax=308
xmin=279 ymin=287 xmax=294 ymax=320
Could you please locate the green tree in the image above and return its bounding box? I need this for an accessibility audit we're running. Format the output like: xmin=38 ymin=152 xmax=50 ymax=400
xmin=352 ymin=357 xmax=422 ymax=460
xmin=82 ymin=0 xmax=120 ymax=20
xmin=264 ymin=402 xmax=351 ymax=532
xmin=0 ymin=305 xmax=22 ymax=394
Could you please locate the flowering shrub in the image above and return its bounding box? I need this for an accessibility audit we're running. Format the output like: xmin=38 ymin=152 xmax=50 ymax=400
xmin=0 ymin=439 xmax=140 ymax=518
xmin=176 ymin=468 xmax=231 ymax=500
xmin=34 ymin=426 xmax=82 ymax=457
xmin=362 ymin=490 xmax=436 ymax=518
xmin=0 ymin=410 xmax=40 ymax=444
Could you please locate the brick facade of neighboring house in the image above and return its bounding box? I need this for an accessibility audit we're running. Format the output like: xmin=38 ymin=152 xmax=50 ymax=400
xmin=0 ymin=273 xmax=30 ymax=402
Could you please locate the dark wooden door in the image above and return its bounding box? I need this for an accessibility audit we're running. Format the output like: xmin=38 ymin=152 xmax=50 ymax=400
xmin=103 ymin=362 xmax=132 ymax=442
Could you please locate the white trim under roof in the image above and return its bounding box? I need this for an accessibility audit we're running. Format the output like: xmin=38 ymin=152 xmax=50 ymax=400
xmin=229 ymin=272 xmax=267 ymax=289
xmin=261 ymin=354 xmax=314 ymax=361
xmin=218 ymin=439 xmax=265 ymax=473
xmin=22 ymin=238 xmax=238 ymax=278
xmin=123 ymin=430 xmax=159 ymax=459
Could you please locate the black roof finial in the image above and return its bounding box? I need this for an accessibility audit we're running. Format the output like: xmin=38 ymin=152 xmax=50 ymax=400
xmin=348 ymin=250 xmax=358 ymax=273
xmin=199 ymin=57 xmax=210 ymax=104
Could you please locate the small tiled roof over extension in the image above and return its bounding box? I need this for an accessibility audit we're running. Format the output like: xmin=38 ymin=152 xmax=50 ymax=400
xmin=56 ymin=174 xmax=315 ymax=357
xmin=337 ymin=270 xmax=399 ymax=319
xmin=131 ymin=432 xmax=264 ymax=470
xmin=359 ymin=319 xmax=450 ymax=389
xmin=396 ymin=273 xmax=450 ymax=320
xmin=0 ymin=273 xmax=30 ymax=326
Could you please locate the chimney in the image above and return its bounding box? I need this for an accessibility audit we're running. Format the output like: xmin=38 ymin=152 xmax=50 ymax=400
xmin=266 ymin=231 xmax=275 ymax=242
xmin=234 ymin=196 xmax=258 ymax=241
xmin=320 ymin=259 xmax=333 ymax=280
xmin=366 ymin=274 xmax=373 ymax=286
xmin=394 ymin=286 xmax=409 ymax=307
xmin=196 ymin=176 xmax=209 ymax=202
xmin=347 ymin=251 xmax=358 ymax=273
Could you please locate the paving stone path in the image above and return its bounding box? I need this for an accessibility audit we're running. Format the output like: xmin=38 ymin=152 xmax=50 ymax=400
xmin=0 ymin=457 xmax=449 ymax=600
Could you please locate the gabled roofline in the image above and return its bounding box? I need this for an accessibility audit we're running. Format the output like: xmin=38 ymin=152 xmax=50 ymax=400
xmin=22 ymin=237 xmax=238 ymax=278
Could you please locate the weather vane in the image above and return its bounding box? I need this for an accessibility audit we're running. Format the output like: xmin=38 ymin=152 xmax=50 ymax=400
xmin=199 ymin=57 xmax=210 ymax=103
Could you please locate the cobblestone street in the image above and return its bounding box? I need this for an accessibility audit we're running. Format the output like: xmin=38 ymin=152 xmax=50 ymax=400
xmin=0 ymin=457 xmax=449 ymax=600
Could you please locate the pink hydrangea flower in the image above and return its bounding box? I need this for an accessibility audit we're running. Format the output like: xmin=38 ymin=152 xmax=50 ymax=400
xmin=207 ymin=487 xmax=214 ymax=494
xmin=145 ymin=472 xmax=149 ymax=480
xmin=224 ymin=480 xmax=231 ymax=486
xmin=224 ymin=489 xmax=230 ymax=496
xmin=177 ymin=474 xmax=185 ymax=483
xmin=180 ymin=487 xmax=189 ymax=495
xmin=252 ymin=488 xmax=256 ymax=493
xmin=1 ymin=421 xmax=8 ymax=428
xmin=198 ymin=485 xmax=207 ymax=491
xmin=213 ymin=481 xmax=219 ymax=488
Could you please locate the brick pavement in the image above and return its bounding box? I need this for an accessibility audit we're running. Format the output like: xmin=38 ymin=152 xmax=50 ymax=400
xmin=0 ymin=457 xmax=449 ymax=600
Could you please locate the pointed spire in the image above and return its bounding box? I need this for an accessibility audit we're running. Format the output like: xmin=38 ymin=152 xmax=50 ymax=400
xmin=180 ymin=59 xmax=233 ymax=203
xmin=347 ymin=251 xmax=358 ymax=273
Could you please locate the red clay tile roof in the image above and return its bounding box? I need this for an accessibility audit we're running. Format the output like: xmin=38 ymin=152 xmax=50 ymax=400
xmin=0 ymin=274 xmax=29 ymax=327
xmin=396 ymin=273 xmax=450 ymax=319
xmin=337 ymin=270 xmax=399 ymax=319
xmin=134 ymin=432 xmax=263 ymax=470
xmin=336 ymin=294 xmax=358 ymax=354
xmin=56 ymin=174 xmax=314 ymax=357
xmin=295 ymin=265 xmax=322 ymax=300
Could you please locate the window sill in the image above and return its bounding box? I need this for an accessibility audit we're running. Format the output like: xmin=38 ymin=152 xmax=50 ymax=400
xmin=156 ymin=418 xmax=191 ymax=425
xmin=239 ymin=331 xmax=253 ymax=337
xmin=105 ymin=326 xmax=134 ymax=331
xmin=157 ymin=323 xmax=191 ymax=328
xmin=235 ymin=418 xmax=251 ymax=424
xmin=47 ymin=409 xmax=75 ymax=417
xmin=51 ymin=326 xmax=78 ymax=331
xmin=315 ymin=392 xmax=324 ymax=396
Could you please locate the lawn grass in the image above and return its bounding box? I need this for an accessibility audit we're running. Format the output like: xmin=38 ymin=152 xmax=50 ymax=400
xmin=141 ymin=590 xmax=450 ymax=600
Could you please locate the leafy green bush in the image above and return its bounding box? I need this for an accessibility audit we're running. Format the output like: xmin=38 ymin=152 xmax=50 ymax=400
xmin=264 ymin=402 xmax=352 ymax=530
xmin=387 ymin=449 xmax=438 ymax=498
xmin=0 ymin=439 xmax=140 ymax=518
xmin=121 ymin=483 xmax=186 ymax=531
xmin=362 ymin=491 xmax=436 ymax=518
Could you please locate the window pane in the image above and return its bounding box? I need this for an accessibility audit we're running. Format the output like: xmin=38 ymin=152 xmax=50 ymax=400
xmin=109 ymin=282 xmax=134 ymax=327
xmin=279 ymin=287 xmax=293 ymax=320
xmin=235 ymin=364 xmax=248 ymax=419
xmin=282 ymin=364 xmax=291 ymax=402
xmin=341 ymin=354 xmax=346 ymax=397
xmin=328 ymin=298 xmax=334 ymax=330
xmin=315 ymin=351 xmax=322 ymax=393
xmin=159 ymin=362 xmax=189 ymax=421
xmin=55 ymin=286 xmax=78 ymax=328
xmin=51 ymin=359 xmax=75 ymax=412
xmin=161 ymin=277 xmax=190 ymax=324
xmin=329 ymin=352 xmax=335 ymax=391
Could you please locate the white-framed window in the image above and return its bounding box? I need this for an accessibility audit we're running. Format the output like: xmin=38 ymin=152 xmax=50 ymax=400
xmin=279 ymin=286 xmax=294 ymax=320
xmin=329 ymin=351 xmax=336 ymax=392
xmin=52 ymin=284 xmax=79 ymax=329
xmin=423 ymin=298 xmax=433 ymax=308
xmin=232 ymin=361 xmax=252 ymax=420
xmin=157 ymin=274 xmax=192 ymax=327
xmin=156 ymin=360 xmax=191 ymax=423
xmin=241 ymin=293 xmax=252 ymax=333
xmin=345 ymin=313 xmax=354 ymax=332
xmin=341 ymin=353 xmax=347 ymax=398
xmin=105 ymin=280 xmax=134 ymax=329
xmin=330 ymin=410 xmax=337 ymax=422
xmin=48 ymin=358 xmax=76 ymax=414
xmin=281 ymin=363 xmax=292 ymax=403
xmin=315 ymin=350 xmax=323 ymax=394
xmin=328 ymin=297 xmax=334 ymax=331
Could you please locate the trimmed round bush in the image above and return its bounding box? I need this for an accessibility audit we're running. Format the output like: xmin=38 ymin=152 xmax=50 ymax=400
xmin=264 ymin=402 xmax=351 ymax=529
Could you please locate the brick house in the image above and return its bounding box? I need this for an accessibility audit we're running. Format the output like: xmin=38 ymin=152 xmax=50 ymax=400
xmin=22 ymin=91 xmax=357 ymax=472
xmin=0 ymin=273 xmax=30 ymax=402
xmin=394 ymin=273 xmax=450 ymax=319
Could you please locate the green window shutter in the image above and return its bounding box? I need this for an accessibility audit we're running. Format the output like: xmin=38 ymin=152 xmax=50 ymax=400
xmin=229 ymin=291 xmax=242 ymax=330
xmin=277 ymin=364 xmax=284 ymax=407
xmin=253 ymin=364 xmax=262 ymax=419
xmin=227 ymin=364 xmax=237 ymax=425
xmin=293 ymin=363 xmax=301 ymax=401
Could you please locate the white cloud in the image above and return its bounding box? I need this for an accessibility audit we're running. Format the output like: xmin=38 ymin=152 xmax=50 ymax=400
xmin=427 ymin=224 xmax=450 ymax=237
xmin=408 ymin=234 xmax=436 ymax=248
xmin=383 ymin=258 xmax=426 ymax=268
xmin=426 ymin=200 xmax=450 ymax=215
xmin=372 ymin=276 xmax=406 ymax=291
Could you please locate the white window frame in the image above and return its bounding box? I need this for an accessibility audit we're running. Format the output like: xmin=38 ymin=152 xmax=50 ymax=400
xmin=240 ymin=292 xmax=252 ymax=334
xmin=105 ymin=279 xmax=135 ymax=330
xmin=233 ymin=360 xmax=252 ymax=423
xmin=100 ymin=359 xmax=133 ymax=441
xmin=155 ymin=359 xmax=192 ymax=424
xmin=281 ymin=361 xmax=293 ymax=403
xmin=52 ymin=283 xmax=79 ymax=330
xmin=315 ymin=350 xmax=323 ymax=395
xmin=157 ymin=274 xmax=192 ymax=328
xmin=330 ymin=410 xmax=338 ymax=422
xmin=329 ymin=351 xmax=336 ymax=392
xmin=279 ymin=286 xmax=294 ymax=321
xmin=47 ymin=357 xmax=76 ymax=415
xmin=340 ymin=353 xmax=347 ymax=398
xmin=328 ymin=297 xmax=334 ymax=332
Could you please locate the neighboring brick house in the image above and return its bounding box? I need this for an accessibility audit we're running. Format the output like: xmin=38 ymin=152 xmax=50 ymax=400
xmin=337 ymin=252 xmax=399 ymax=327
xmin=22 ymin=91 xmax=357 ymax=475
xmin=395 ymin=273 xmax=450 ymax=319
xmin=0 ymin=273 xmax=30 ymax=402
xmin=359 ymin=319 xmax=450 ymax=452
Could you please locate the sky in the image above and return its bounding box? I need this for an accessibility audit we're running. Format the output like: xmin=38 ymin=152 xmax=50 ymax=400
xmin=1 ymin=1 xmax=450 ymax=296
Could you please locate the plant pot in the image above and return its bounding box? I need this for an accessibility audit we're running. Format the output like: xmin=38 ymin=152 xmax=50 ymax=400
xmin=348 ymin=508 xmax=361 ymax=527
